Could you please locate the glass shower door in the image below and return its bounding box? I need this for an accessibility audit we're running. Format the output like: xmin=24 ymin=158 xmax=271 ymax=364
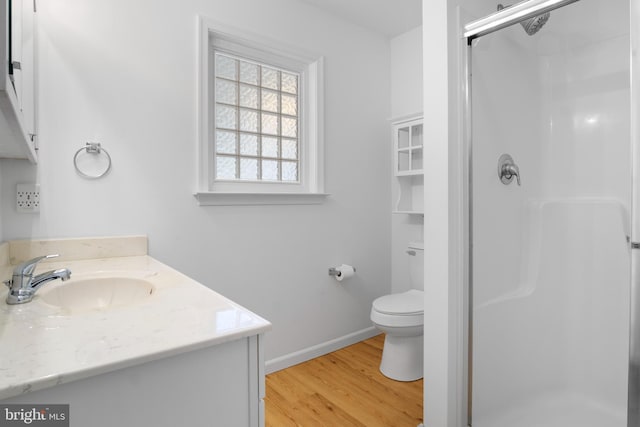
xmin=467 ymin=1 xmax=631 ymax=426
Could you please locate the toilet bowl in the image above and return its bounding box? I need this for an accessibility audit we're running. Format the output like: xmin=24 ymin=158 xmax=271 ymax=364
xmin=370 ymin=242 xmax=424 ymax=381
xmin=371 ymin=289 xmax=424 ymax=381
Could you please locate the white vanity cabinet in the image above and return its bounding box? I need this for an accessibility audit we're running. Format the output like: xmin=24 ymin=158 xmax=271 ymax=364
xmin=0 ymin=237 xmax=271 ymax=426
xmin=393 ymin=117 xmax=424 ymax=214
xmin=0 ymin=0 xmax=37 ymax=161
xmin=2 ymin=334 xmax=266 ymax=427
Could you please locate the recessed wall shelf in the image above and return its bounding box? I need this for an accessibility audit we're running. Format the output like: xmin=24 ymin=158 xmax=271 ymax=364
xmin=392 ymin=116 xmax=423 ymax=215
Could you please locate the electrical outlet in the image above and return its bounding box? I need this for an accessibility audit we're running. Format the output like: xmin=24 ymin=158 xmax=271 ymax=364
xmin=16 ymin=183 xmax=40 ymax=213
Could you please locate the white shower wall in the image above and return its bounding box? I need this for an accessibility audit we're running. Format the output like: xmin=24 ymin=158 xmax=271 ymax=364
xmin=472 ymin=1 xmax=630 ymax=425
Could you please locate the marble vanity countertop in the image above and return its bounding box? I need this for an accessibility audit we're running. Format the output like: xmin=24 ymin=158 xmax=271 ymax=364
xmin=0 ymin=236 xmax=271 ymax=400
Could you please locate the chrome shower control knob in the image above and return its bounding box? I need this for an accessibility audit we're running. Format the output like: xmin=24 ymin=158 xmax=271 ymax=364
xmin=498 ymin=154 xmax=521 ymax=186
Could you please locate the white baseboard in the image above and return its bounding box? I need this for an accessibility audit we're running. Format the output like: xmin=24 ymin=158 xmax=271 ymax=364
xmin=265 ymin=326 xmax=380 ymax=374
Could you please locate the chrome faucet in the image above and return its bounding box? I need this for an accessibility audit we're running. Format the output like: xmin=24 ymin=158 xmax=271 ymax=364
xmin=4 ymin=254 xmax=71 ymax=305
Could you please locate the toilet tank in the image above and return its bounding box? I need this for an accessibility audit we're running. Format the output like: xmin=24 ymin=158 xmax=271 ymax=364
xmin=408 ymin=241 xmax=424 ymax=291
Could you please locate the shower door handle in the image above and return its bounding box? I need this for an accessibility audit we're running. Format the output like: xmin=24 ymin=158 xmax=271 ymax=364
xmin=498 ymin=154 xmax=521 ymax=186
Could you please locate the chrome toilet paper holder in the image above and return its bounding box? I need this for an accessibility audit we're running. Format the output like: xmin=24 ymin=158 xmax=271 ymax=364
xmin=328 ymin=266 xmax=356 ymax=277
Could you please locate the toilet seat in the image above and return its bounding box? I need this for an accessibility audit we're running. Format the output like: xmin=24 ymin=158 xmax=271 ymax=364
xmin=371 ymin=290 xmax=423 ymax=328
xmin=372 ymin=289 xmax=423 ymax=315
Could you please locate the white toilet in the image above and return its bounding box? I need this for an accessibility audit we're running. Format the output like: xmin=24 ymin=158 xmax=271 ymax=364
xmin=370 ymin=242 xmax=424 ymax=381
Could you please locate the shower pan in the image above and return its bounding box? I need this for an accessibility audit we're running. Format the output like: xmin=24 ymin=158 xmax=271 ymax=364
xmin=462 ymin=0 xmax=636 ymax=425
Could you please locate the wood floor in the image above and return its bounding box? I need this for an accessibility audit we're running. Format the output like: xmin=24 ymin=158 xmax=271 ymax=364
xmin=265 ymin=334 xmax=424 ymax=427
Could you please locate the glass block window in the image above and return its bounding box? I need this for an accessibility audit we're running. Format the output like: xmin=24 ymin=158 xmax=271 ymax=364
xmin=197 ymin=21 xmax=324 ymax=203
xmin=214 ymin=52 xmax=299 ymax=183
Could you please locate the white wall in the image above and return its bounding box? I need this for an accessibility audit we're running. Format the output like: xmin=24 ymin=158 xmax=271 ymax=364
xmin=422 ymin=1 xmax=457 ymax=425
xmin=0 ymin=0 xmax=392 ymax=367
xmin=390 ymin=26 xmax=424 ymax=295
xmin=391 ymin=26 xmax=423 ymax=119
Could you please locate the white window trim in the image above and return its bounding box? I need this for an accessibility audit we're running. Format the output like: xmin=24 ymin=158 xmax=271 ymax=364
xmin=195 ymin=16 xmax=328 ymax=206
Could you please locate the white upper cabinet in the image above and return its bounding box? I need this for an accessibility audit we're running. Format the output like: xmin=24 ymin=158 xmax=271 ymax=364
xmin=392 ymin=116 xmax=424 ymax=214
xmin=394 ymin=117 xmax=423 ymax=176
xmin=0 ymin=0 xmax=37 ymax=162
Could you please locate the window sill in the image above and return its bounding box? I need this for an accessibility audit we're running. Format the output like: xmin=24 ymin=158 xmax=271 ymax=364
xmin=194 ymin=192 xmax=330 ymax=206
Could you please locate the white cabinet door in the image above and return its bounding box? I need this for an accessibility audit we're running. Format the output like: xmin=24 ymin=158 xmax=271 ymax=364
xmin=392 ymin=117 xmax=424 ymax=214
xmin=11 ymin=0 xmax=36 ymax=141
xmin=394 ymin=118 xmax=423 ymax=176
xmin=0 ymin=0 xmax=37 ymax=161
xmin=9 ymin=0 xmax=22 ymax=106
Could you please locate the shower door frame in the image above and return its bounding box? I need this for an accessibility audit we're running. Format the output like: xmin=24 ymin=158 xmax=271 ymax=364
xmin=461 ymin=0 xmax=638 ymax=426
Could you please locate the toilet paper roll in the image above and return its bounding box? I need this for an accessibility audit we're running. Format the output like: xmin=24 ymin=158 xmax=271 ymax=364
xmin=335 ymin=264 xmax=355 ymax=282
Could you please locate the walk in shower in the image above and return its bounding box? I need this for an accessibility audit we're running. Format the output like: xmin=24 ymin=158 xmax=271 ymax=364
xmin=463 ymin=0 xmax=634 ymax=425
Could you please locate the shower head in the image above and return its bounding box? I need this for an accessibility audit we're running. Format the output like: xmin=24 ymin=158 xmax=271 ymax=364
xmin=520 ymin=11 xmax=550 ymax=35
xmin=497 ymin=4 xmax=550 ymax=36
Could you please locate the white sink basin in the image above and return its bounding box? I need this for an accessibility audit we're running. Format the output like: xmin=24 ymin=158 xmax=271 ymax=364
xmin=39 ymin=274 xmax=155 ymax=313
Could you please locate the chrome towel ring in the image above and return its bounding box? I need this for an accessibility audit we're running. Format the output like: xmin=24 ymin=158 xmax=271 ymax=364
xmin=73 ymin=142 xmax=112 ymax=179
